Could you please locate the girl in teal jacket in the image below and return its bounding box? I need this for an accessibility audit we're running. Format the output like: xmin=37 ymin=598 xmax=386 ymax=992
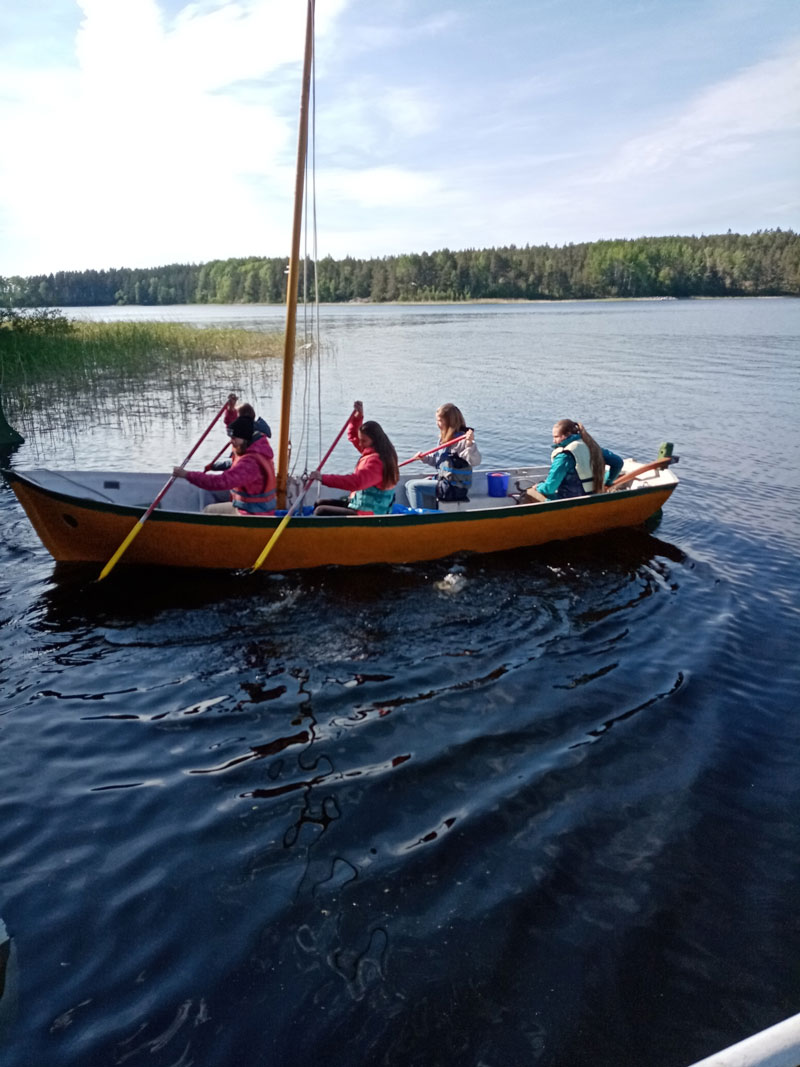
xmin=527 ymin=419 xmax=623 ymax=501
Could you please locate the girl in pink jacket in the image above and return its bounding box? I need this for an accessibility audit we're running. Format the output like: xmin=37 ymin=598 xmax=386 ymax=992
xmin=309 ymin=402 xmax=398 ymax=516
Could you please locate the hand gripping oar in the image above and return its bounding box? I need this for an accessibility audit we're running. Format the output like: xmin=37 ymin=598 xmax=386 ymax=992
xmin=205 ymin=394 xmax=239 ymax=469
xmin=97 ymin=399 xmax=229 ymax=581
xmin=607 ymin=457 xmax=674 ymax=491
xmin=398 ymin=433 xmax=467 ymax=468
xmin=250 ymin=408 xmax=357 ymax=573
xmin=204 ymin=440 xmax=231 ymax=472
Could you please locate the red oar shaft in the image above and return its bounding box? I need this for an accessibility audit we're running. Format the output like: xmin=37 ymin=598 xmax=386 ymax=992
xmin=204 ymin=440 xmax=231 ymax=472
xmin=142 ymin=400 xmax=230 ymax=519
xmin=399 ymin=433 xmax=467 ymax=468
xmin=317 ymin=407 xmax=358 ymax=470
xmin=97 ymin=399 xmax=229 ymax=580
xmin=250 ymin=407 xmax=357 ymax=572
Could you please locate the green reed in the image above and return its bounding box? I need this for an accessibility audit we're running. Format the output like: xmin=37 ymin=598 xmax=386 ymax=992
xmin=0 ymin=318 xmax=284 ymax=393
xmin=0 ymin=314 xmax=291 ymax=454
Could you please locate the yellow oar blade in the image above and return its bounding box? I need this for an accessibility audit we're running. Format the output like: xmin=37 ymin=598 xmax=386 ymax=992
xmin=251 ymin=407 xmax=356 ymax=573
xmin=96 ymin=399 xmax=229 ymax=581
xmin=251 ymin=510 xmax=295 ymax=572
xmin=97 ymin=520 xmax=144 ymax=581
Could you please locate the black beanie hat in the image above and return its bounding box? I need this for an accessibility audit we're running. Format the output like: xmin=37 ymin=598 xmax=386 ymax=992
xmin=228 ymin=415 xmax=255 ymax=441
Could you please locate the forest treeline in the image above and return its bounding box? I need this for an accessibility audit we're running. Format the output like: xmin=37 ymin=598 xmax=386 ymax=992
xmin=2 ymin=230 xmax=798 ymax=307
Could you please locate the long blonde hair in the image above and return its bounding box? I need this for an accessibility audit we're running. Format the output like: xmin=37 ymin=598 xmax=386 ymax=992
xmin=554 ymin=418 xmax=605 ymax=493
xmin=437 ymin=403 xmax=467 ymax=443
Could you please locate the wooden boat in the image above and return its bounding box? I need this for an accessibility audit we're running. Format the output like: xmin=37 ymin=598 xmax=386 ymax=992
xmin=3 ymin=462 xmax=677 ymax=571
xmin=2 ymin=0 xmax=678 ymax=573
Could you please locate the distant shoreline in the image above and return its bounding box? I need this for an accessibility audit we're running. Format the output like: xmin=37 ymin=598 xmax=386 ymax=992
xmin=339 ymin=294 xmax=792 ymax=305
xmin=6 ymin=231 xmax=797 ymax=306
xmin=40 ymin=293 xmax=797 ymax=312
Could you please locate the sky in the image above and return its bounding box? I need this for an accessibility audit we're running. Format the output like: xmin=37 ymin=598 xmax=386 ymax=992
xmin=0 ymin=0 xmax=798 ymax=277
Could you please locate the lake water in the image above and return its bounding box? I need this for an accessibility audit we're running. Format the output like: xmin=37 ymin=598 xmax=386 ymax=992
xmin=1 ymin=298 xmax=799 ymax=1067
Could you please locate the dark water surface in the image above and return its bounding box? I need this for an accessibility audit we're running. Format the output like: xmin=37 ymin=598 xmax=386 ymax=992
xmin=2 ymin=299 xmax=800 ymax=1066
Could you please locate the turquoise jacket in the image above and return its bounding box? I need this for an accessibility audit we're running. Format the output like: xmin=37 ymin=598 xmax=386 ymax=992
xmin=535 ymin=434 xmax=623 ymax=499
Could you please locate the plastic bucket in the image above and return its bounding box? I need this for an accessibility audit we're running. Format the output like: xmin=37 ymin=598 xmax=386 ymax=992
xmin=487 ymin=472 xmax=509 ymax=497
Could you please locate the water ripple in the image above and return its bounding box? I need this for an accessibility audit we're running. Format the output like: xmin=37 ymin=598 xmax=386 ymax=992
xmin=2 ymin=299 xmax=800 ymax=1067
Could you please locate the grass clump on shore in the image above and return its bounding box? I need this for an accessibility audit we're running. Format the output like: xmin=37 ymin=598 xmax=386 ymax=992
xmin=0 ymin=309 xmax=289 ymax=450
xmin=0 ymin=308 xmax=284 ymax=392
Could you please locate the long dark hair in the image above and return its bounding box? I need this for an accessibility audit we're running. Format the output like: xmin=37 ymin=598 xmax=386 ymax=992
xmin=361 ymin=420 xmax=399 ymax=486
xmin=554 ymin=418 xmax=605 ymax=493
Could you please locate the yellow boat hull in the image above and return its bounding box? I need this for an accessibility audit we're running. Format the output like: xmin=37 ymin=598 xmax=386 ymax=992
xmin=5 ymin=469 xmax=677 ymax=571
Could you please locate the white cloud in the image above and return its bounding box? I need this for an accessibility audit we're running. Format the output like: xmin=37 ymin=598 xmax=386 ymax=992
xmin=0 ymin=2 xmax=797 ymax=274
xmin=319 ymin=81 xmax=441 ymax=163
xmin=0 ymin=0 xmax=351 ymax=274
xmin=334 ymin=9 xmax=460 ymax=56
xmin=319 ymin=164 xmax=453 ymax=211
xmin=590 ymin=39 xmax=800 ymax=184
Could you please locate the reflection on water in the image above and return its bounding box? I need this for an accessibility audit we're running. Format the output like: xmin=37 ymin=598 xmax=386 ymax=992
xmin=1 ymin=300 xmax=800 ymax=1067
xmin=0 ymin=916 xmax=18 ymax=1040
xmin=7 ymin=357 xmax=284 ymax=469
xmin=33 ymin=523 xmax=686 ymax=631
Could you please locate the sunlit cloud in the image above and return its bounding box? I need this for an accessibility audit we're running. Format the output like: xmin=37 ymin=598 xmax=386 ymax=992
xmin=0 ymin=0 xmax=351 ymax=273
xmin=0 ymin=1 xmax=797 ymax=275
xmin=589 ymin=39 xmax=800 ymax=183
xmin=334 ymin=9 xmax=461 ymax=55
xmin=320 ymin=81 xmax=441 ymax=164
xmin=319 ymin=164 xmax=453 ymax=210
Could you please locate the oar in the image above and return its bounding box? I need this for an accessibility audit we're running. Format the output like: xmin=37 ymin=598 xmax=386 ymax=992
xmin=249 ymin=408 xmax=357 ymax=573
xmin=204 ymin=440 xmax=231 ymax=472
xmin=607 ymin=457 xmax=674 ymax=491
xmin=205 ymin=393 xmax=239 ymax=468
xmin=97 ymin=399 xmax=229 ymax=581
xmin=399 ymin=433 xmax=467 ymax=468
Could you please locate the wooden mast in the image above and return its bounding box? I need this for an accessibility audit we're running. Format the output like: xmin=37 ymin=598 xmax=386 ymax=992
xmin=276 ymin=0 xmax=315 ymax=508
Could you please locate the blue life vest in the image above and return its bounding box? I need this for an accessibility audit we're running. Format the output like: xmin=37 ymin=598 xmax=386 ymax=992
xmin=435 ymin=433 xmax=473 ymax=501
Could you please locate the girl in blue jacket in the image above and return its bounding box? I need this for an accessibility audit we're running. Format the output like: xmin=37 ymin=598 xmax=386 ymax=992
xmin=404 ymin=403 xmax=481 ymax=509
